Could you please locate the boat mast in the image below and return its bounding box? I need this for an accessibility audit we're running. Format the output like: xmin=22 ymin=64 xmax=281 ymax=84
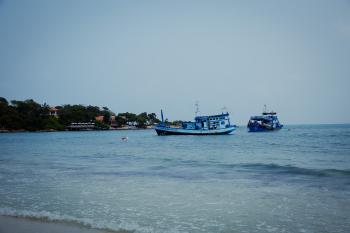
xmin=195 ymin=101 xmax=200 ymax=116
xmin=161 ymin=109 xmax=164 ymax=123
xmin=221 ymin=106 xmax=227 ymax=114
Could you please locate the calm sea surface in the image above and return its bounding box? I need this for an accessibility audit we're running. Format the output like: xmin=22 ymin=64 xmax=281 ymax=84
xmin=0 ymin=125 xmax=350 ymax=233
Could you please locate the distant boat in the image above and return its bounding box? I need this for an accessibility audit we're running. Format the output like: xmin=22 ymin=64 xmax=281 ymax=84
xmin=155 ymin=110 xmax=236 ymax=136
xmin=247 ymin=106 xmax=283 ymax=132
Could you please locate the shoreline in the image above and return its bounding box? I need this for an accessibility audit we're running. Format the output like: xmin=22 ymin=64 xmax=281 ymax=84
xmin=0 ymin=127 xmax=153 ymax=133
xmin=0 ymin=215 xmax=129 ymax=233
xmin=2 ymin=124 xmax=349 ymax=134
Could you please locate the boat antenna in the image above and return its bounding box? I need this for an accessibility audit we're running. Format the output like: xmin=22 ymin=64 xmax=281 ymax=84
xmin=221 ymin=106 xmax=227 ymax=114
xmin=195 ymin=101 xmax=200 ymax=116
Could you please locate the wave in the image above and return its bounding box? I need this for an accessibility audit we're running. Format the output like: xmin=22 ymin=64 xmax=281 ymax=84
xmin=88 ymin=163 xmax=350 ymax=181
xmin=228 ymin=163 xmax=350 ymax=178
xmin=162 ymin=160 xmax=350 ymax=178
xmin=0 ymin=207 xmax=142 ymax=233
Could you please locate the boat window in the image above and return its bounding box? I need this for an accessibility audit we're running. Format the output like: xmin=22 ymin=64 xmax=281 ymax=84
xmin=221 ymin=121 xmax=225 ymax=125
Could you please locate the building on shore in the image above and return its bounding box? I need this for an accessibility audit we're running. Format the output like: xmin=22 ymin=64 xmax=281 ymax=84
xmin=66 ymin=122 xmax=96 ymax=131
xmin=109 ymin=115 xmax=118 ymax=128
xmin=95 ymin=115 xmax=104 ymax=122
xmin=49 ymin=107 xmax=59 ymax=117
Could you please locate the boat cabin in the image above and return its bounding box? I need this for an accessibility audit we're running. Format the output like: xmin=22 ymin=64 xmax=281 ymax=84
xmin=182 ymin=113 xmax=231 ymax=130
xmin=248 ymin=112 xmax=282 ymax=131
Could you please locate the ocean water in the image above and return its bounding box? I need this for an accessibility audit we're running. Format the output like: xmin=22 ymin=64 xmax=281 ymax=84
xmin=0 ymin=125 xmax=350 ymax=233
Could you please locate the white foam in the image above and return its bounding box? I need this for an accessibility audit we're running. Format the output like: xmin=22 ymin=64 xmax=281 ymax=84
xmin=0 ymin=207 xmax=157 ymax=233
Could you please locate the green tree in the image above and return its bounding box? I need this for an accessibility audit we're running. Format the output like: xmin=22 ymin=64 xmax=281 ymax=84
xmin=147 ymin=113 xmax=160 ymax=124
xmin=0 ymin=97 xmax=23 ymax=129
xmin=118 ymin=112 xmax=137 ymax=122
xmin=10 ymin=99 xmax=46 ymax=130
xmin=136 ymin=112 xmax=148 ymax=128
xmin=0 ymin=97 xmax=8 ymax=105
xmin=114 ymin=115 xmax=126 ymax=126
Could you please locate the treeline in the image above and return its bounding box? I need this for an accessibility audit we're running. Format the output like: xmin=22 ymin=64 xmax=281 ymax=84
xmin=0 ymin=97 xmax=160 ymax=131
xmin=114 ymin=112 xmax=160 ymax=128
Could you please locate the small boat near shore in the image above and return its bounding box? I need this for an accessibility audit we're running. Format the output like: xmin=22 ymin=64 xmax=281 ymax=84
xmin=155 ymin=110 xmax=236 ymax=136
xmin=247 ymin=106 xmax=283 ymax=132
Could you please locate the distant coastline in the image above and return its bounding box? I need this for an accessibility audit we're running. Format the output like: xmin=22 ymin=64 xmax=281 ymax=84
xmin=0 ymin=127 xmax=154 ymax=133
xmin=0 ymin=97 xmax=164 ymax=133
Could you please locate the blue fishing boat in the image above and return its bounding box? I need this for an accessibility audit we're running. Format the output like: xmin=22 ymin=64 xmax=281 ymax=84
xmin=247 ymin=106 xmax=283 ymax=132
xmin=155 ymin=110 xmax=236 ymax=136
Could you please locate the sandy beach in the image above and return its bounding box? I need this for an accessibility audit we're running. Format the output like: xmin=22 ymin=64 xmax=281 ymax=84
xmin=0 ymin=216 xmax=125 ymax=233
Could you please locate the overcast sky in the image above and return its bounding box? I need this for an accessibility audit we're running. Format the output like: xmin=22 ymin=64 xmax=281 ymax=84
xmin=1 ymin=0 xmax=349 ymax=124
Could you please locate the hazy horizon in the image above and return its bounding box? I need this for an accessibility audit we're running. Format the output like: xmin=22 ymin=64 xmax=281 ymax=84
xmin=1 ymin=0 xmax=350 ymax=124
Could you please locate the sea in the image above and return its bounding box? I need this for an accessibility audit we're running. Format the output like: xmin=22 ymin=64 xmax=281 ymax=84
xmin=0 ymin=125 xmax=350 ymax=233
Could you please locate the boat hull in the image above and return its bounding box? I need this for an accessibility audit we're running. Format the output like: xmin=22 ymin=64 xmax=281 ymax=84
xmin=155 ymin=126 xmax=236 ymax=136
xmin=248 ymin=125 xmax=283 ymax=132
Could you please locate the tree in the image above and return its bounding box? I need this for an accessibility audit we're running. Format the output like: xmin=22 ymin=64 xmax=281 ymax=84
xmin=0 ymin=97 xmax=8 ymax=106
xmin=136 ymin=112 xmax=148 ymax=128
xmin=102 ymin=110 xmax=111 ymax=124
xmin=114 ymin=115 xmax=126 ymax=126
xmin=118 ymin=112 xmax=137 ymax=122
xmin=0 ymin=99 xmax=23 ymax=129
xmin=171 ymin=120 xmax=183 ymax=126
xmin=9 ymin=99 xmax=46 ymax=130
xmin=58 ymin=105 xmax=87 ymax=125
xmin=147 ymin=113 xmax=160 ymax=124
xmin=0 ymin=97 xmax=9 ymax=117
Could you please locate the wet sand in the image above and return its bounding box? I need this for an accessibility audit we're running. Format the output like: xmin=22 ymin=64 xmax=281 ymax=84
xmin=0 ymin=216 xmax=125 ymax=233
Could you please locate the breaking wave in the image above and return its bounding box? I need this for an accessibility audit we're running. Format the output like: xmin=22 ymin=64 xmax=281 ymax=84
xmin=0 ymin=207 xmax=147 ymax=233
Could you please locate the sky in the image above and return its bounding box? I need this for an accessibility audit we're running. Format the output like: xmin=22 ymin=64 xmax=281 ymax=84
xmin=0 ymin=0 xmax=350 ymax=124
